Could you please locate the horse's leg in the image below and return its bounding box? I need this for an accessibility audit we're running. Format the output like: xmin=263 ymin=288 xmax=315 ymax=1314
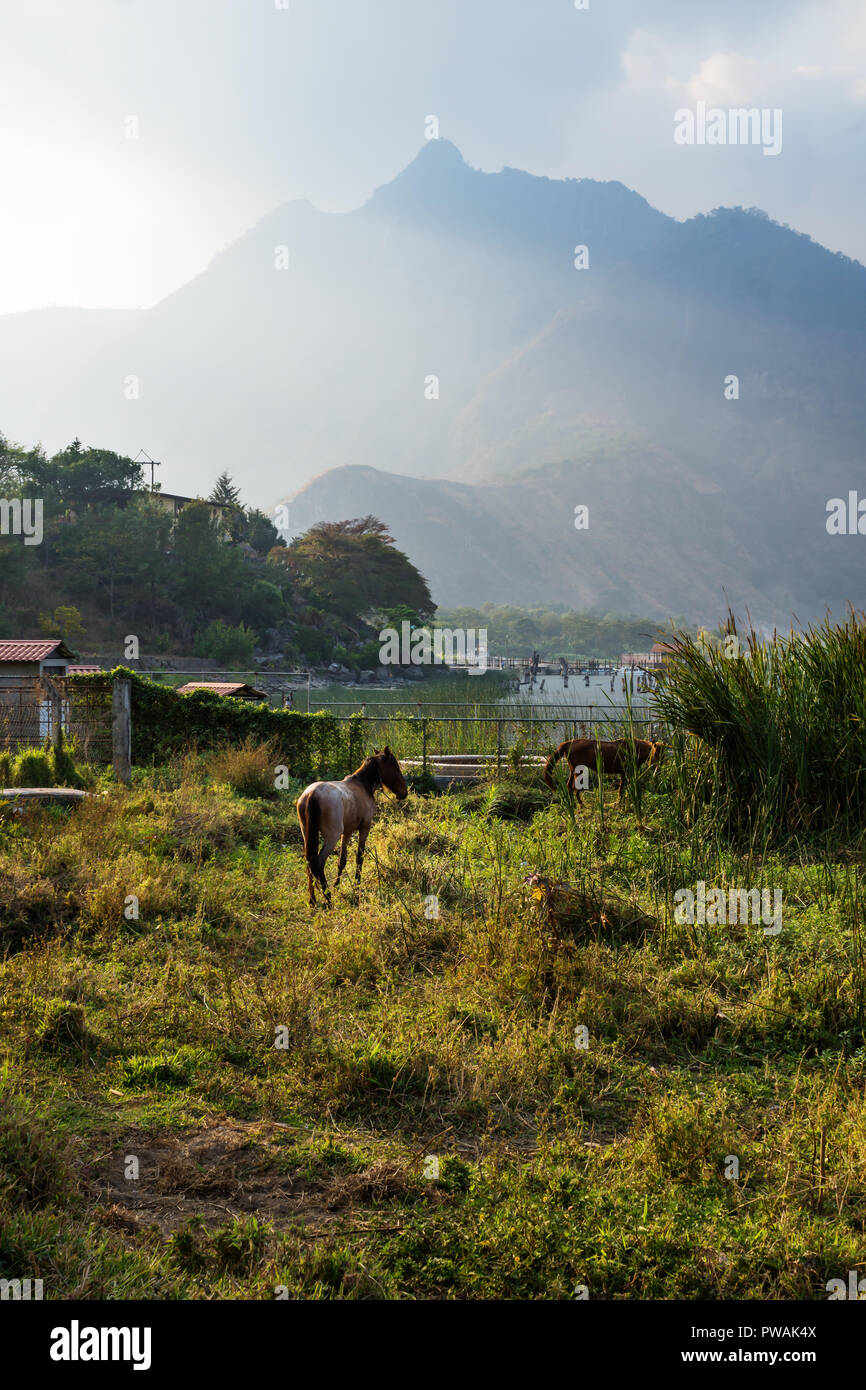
xmin=299 ymin=801 xmax=316 ymax=907
xmin=314 ymin=853 xmax=331 ymax=908
xmin=335 ymin=831 xmax=350 ymax=886
xmin=568 ymin=758 xmax=582 ymax=806
xmin=354 ymin=823 xmax=371 ymax=886
xmin=315 ymin=831 xmax=340 ymax=908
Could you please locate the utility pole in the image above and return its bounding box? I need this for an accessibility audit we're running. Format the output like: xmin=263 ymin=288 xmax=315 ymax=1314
xmin=134 ymin=450 xmax=162 ymax=492
xmin=132 ymin=452 xmax=163 ymax=640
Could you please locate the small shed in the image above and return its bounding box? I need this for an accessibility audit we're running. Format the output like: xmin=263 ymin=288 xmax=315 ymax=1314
xmin=0 ymin=638 xmax=77 ymax=743
xmin=0 ymin=638 xmax=76 ymax=682
xmin=177 ymin=681 xmax=268 ymax=702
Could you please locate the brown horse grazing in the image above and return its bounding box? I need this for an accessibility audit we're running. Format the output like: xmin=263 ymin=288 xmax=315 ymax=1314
xmin=543 ymin=737 xmax=665 ymax=806
xmin=296 ymin=747 xmax=408 ymax=907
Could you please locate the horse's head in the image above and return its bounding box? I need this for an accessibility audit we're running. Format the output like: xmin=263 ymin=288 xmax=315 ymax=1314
xmin=375 ymin=746 xmax=409 ymax=800
xmin=648 ymin=741 xmax=666 ymax=766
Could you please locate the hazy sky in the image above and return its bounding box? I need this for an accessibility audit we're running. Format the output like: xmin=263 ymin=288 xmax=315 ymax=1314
xmin=1 ymin=0 xmax=864 ymax=314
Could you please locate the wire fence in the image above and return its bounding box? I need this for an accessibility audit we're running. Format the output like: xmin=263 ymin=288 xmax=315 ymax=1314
xmin=0 ymin=675 xmax=660 ymax=778
xmin=330 ymin=711 xmax=664 ymax=768
xmin=311 ymin=699 xmax=654 ymax=717
xmin=0 ymin=675 xmax=114 ymax=765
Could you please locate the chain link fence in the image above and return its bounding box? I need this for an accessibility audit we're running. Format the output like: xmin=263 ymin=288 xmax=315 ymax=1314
xmin=0 ymin=675 xmax=114 ymax=765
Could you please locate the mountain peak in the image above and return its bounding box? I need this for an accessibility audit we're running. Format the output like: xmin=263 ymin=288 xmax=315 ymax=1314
xmin=369 ymin=139 xmax=474 ymax=211
xmin=411 ymin=137 xmax=467 ymax=166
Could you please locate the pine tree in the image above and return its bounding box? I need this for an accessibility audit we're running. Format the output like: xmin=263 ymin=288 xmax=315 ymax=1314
xmin=209 ymin=472 xmax=242 ymax=506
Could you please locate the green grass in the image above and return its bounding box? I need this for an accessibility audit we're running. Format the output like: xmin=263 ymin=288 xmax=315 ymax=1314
xmin=1 ymin=732 xmax=865 ymax=1299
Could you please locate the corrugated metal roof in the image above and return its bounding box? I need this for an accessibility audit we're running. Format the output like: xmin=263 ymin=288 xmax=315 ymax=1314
xmin=0 ymin=639 xmax=73 ymax=662
xmin=177 ymin=681 xmax=267 ymax=699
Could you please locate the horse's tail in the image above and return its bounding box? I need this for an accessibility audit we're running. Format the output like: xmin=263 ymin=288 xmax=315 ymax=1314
xmin=303 ymin=792 xmax=321 ymax=869
xmin=544 ymin=743 xmax=567 ymax=789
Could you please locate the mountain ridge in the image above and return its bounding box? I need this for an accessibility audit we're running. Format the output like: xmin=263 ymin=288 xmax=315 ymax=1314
xmin=1 ymin=142 xmax=863 ymax=621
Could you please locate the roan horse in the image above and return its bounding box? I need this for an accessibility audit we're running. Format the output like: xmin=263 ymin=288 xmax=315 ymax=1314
xmin=543 ymin=737 xmax=665 ymax=806
xmin=296 ymin=747 xmax=408 ymax=907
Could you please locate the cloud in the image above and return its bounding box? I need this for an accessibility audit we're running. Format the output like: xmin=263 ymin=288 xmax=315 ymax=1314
xmin=683 ymin=54 xmax=768 ymax=107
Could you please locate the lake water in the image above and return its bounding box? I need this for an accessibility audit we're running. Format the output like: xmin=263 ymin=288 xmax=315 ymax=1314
xmin=499 ymin=670 xmax=655 ymax=711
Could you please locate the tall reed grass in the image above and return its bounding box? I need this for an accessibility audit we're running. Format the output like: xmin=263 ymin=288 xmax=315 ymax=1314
xmin=651 ymin=611 xmax=866 ymax=838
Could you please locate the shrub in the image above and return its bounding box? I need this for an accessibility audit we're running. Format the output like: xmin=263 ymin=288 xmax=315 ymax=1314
xmin=193 ymin=619 xmax=257 ymax=667
xmin=51 ymin=728 xmax=84 ymax=789
xmin=12 ymin=749 xmax=52 ymax=787
xmin=209 ymin=738 xmax=279 ymax=798
xmin=355 ymin=640 xmax=382 ymax=670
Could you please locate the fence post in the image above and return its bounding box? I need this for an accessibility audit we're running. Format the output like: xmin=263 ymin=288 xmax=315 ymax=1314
xmin=496 ymin=719 xmax=502 ymax=772
xmin=422 ymin=718 xmax=428 ymax=775
xmin=112 ymin=678 xmax=132 ymax=785
xmin=47 ymin=679 xmax=62 ymax=745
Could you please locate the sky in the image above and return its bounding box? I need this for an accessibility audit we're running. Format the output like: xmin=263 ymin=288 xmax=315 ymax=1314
xmin=1 ymin=0 xmax=865 ymax=314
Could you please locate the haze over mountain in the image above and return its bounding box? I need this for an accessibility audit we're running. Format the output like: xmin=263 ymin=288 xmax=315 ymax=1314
xmin=1 ymin=139 xmax=864 ymax=622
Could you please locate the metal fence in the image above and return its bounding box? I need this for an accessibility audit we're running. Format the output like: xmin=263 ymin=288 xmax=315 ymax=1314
xmin=0 ymin=678 xmax=660 ymax=780
xmin=328 ymin=711 xmax=663 ymax=770
xmin=59 ymin=674 xmax=115 ymax=765
xmin=0 ymin=675 xmax=114 ymax=765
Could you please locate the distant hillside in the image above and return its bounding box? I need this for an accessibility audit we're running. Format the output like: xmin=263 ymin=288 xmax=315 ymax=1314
xmin=284 ymin=453 xmax=771 ymax=620
xmin=2 ymin=141 xmax=865 ymax=620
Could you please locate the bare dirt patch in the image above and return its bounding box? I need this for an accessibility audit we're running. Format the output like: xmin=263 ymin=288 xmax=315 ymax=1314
xmin=87 ymin=1120 xmax=408 ymax=1237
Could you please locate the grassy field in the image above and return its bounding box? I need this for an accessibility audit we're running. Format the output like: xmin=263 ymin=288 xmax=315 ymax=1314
xmin=2 ymin=724 xmax=865 ymax=1300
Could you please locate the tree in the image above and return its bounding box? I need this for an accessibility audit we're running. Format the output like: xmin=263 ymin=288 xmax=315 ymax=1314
xmin=241 ymin=579 xmax=284 ymax=631
xmin=38 ymin=605 xmax=84 ymax=641
xmin=25 ymin=441 xmax=145 ymax=511
xmin=208 ymin=473 xmax=248 ymax=541
xmin=242 ymin=508 xmax=280 ymax=553
xmin=0 ymin=434 xmax=31 ymax=492
xmin=169 ymin=501 xmax=247 ymax=624
xmin=209 ymin=472 xmax=242 ymax=506
xmin=193 ymin=619 xmax=257 ymax=666
xmin=53 ymin=496 xmax=171 ymax=621
xmin=269 ymin=517 xmax=434 ymax=630
xmin=0 ymin=431 xmax=441 ymax=670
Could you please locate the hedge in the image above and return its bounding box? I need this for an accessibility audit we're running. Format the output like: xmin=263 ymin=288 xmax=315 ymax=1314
xmin=66 ymin=668 xmax=365 ymax=779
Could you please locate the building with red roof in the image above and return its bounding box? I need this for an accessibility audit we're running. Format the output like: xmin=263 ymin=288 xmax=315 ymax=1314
xmin=176 ymin=681 xmax=267 ymax=701
xmin=0 ymin=639 xmax=76 ymax=680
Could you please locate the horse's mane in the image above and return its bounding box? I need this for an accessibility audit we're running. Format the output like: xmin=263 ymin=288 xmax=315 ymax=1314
xmin=349 ymin=755 xmax=383 ymax=794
